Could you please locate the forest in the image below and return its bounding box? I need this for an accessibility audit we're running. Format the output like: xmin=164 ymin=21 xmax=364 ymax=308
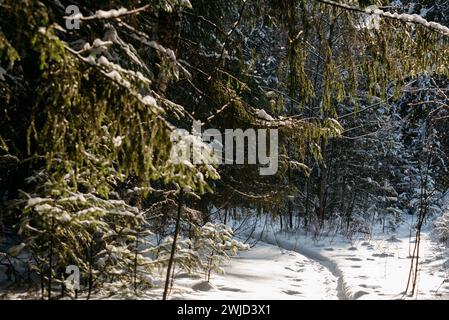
xmin=1 ymin=0 xmax=449 ymax=300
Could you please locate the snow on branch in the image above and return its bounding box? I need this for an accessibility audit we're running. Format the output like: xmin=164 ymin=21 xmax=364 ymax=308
xmin=64 ymin=5 xmax=150 ymax=22
xmin=62 ymin=45 xmax=179 ymax=131
xmin=255 ymin=108 xmax=275 ymax=121
xmin=317 ymin=0 xmax=449 ymax=37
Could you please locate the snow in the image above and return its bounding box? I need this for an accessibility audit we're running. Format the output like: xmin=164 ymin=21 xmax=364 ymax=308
xmin=85 ymin=56 xmax=96 ymax=65
xmin=76 ymin=207 xmax=107 ymax=216
xmin=255 ymin=109 xmax=274 ymax=121
xmin=97 ymin=56 xmax=110 ymax=66
xmin=320 ymin=0 xmax=449 ymax=36
xmin=91 ymin=54 xmax=153 ymax=88
xmin=68 ymin=13 xmax=84 ymax=21
xmin=25 ymin=197 xmax=50 ymax=209
xmin=106 ymin=70 xmax=121 ymax=82
xmin=92 ymin=39 xmax=113 ymax=49
xmin=4 ymin=213 xmax=448 ymax=300
xmin=58 ymin=212 xmax=72 ymax=223
xmin=180 ymin=0 xmax=193 ymax=9
xmin=113 ymin=136 xmax=123 ymax=148
xmin=152 ymin=214 xmax=449 ymax=300
xmin=244 ymin=217 xmax=449 ymax=300
xmin=60 ymin=194 xmax=87 ymax=203
xmin=367 ymin=8 xmax=449 ymax=36
xmin=34 ymin=203 xmax=54 ymax=212
xmin=105 ymin=70 xmax=131 ymax=88
xmin=136 ymin=241 xmax=338 ymax=300
xmin=141 ymin=95 xmax=157 ymax=108
xmin=434 ymin=211 xmax=449 ymax=245
xmin=74 ymin=8 xmax=128 ymax=21
xmin=357 ymin=7 xmax=381 ymax=30
xmin=95 ymin=8 xmax=128 ymax=19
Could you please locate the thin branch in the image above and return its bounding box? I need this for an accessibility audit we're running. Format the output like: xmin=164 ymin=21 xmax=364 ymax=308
xmin=70 ymin=5 xmax=150 ymax=21
xmin=181 ymin=11 xmax=227 ymax=36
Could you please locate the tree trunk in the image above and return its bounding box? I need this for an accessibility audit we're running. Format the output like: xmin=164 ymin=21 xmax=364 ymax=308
xmin=223 ymin=207 xmax=228 ymax=225
xmin=305 ymin=174 xmax=310 ymax=229
xmin=163 ymin=189 xmax=183 ymax=300
xmin=406 ymin=138 xmax=432 ymax=296
xmin=288 ymin=197 xmax=293 ymax=230
xmin=47 ymin=215 xmax=55 ymax=300
xmin=133 ymin=237 xmax=139 ymax=293
xmin=87 ymin=239 xmax=94 ymax=300
xmin=279 ymin=212 xmax=283 ymax=231
xmin=317 ymin=139 xmax=328 ymax=228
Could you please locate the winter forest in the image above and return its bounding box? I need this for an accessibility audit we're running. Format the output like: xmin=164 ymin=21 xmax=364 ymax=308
xmin=1 ymin=0 xmax=449 ymax=301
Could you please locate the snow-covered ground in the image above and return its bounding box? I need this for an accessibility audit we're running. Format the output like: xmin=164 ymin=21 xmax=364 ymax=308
xmin=166 ymin=215 xmax=449 ymax=300
xmin=169 ymin=241 xmax=338 ymax=300
xmin=2 ymin=216 xmax=448 ymax=300
xmin=254 ymin=227 xmax=449 ymax=299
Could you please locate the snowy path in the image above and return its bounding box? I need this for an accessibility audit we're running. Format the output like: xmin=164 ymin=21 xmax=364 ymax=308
xmin=319 ymin=230 xmax=449 ymax=300
xmin=106 ymin=222 xmax=449 ymax=300
xmin=170 ymin=241 xmax=339 ymax=300
xmin=254 ymin=224 xmax=449 ymax=300
xmin=251 ymin=231 xmax=349 ymax=299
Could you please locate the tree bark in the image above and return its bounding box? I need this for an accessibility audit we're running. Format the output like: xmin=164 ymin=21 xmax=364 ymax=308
xmin=47 ymin=215 xmax=55 ymax=300
xmin=163 ymin=189 xmax=183 ymax=300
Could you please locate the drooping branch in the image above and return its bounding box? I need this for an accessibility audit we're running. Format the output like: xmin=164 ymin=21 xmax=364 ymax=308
xmin=317 ymin=0 xmax=449 ymax=37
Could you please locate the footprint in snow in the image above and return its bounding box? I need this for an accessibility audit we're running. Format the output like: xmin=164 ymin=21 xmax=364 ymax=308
xmin=285 ymin=266 xmax=303 ymax=272
xmin=372 ymin=253 xmax=394 ymax=258
xmin=345 ymin=257 xmax=363 ymax=261
xmin=359 ymin=284 xmax=381 ymax=289
xmin=218 ymin=287 xmax=243 ymax=293
xmin=353 ymin=291 xmax=369 ymax=299
xmin=283 ymin=290 xmax=302 ymax=295
xmin=192 ymin=281 xmax=216 ymax=291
